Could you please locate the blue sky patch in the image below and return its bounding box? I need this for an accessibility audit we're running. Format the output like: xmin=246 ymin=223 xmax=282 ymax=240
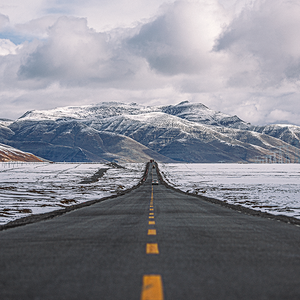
xmin=0 ymin=30 xmax=33 ymax=45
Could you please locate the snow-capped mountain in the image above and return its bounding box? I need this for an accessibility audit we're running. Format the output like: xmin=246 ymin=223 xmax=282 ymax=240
xmin=17 ymin=101 xmax=251 ymax=129
xmin=1 ymin=101 xmax=300 ymax=163
xmin=161 ymin=101 xmax=251 ymax=129
xmin=0 ymin=118 xmax=13 ymax=127
xmin=18 ymin=102 xmax=159 ymax=121
xmin=251 ymin=124 xmax=300 ymax=148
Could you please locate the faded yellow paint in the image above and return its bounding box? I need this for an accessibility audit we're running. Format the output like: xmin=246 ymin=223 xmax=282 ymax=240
xmin=151 ymin=187 xmax=153 ymax=202
xmin=148 ymin=229 xmax=157 ymax=235
xmin=148 ymin=221 xmax=155 ymax=225
xmin=141 ymin=275 xmax=164 ymax=300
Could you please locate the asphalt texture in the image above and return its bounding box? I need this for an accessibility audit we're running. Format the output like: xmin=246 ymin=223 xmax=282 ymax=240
xmin=1 ymin=163 xmax=300 ymax=299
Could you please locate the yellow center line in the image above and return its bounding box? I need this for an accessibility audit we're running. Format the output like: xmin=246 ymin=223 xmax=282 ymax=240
xmin=141 ymin=275 xmax=164 ymax=300
xmin=146 ymin=243 xmax=159 ymax=254
xmin=148 ymin=221 xmax=155 ymax=225
xmin=149 ymin=212 xmax=154 ymax=215
xmin=149 ymin=216 xmax=154 ymax=219
xmin=150 ymin=186 xmax=154 ymax=209
xmin=147 ymin=229 xmax=157 ymax=235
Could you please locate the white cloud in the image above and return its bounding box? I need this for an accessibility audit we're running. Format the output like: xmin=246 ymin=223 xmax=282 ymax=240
xmin=267 ymin=109 xmax=300 ymax=125
xmin=0 ymin=0 xmax=174 ymax=31
xmin=0 ymin=39 xmax=20 ymax=56
xmin=18 ymin=17 xmax=113 ymax=83
xmin=16 ymin=15 xmax=171 ymax=89
xmin=0 ymin=14 xmax=9 ymax=30
xmin=14 ymin=16 xmax=59 ymax=39
xmin=214 ymin=0 xmax=300 ymax=87
xmin=0 ymin=0 xmax=300 ymax=126
xmin=0 ymin=1 xmax=44 ymax=25
xmin=126 ymin=0 xmax=226 ymax=75
xmin=48 ymin=0 xmax=177 ymax=31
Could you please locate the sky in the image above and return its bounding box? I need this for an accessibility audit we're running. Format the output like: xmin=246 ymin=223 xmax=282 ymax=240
xmin=0 ymin=0 xmax=300 ymax=125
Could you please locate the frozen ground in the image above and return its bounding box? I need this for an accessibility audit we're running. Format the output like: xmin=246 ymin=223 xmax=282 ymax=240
xmin=159 ymin=163 xmax=300 ymax=219
xmin=0 ymin=162 xmax=145 ymax=225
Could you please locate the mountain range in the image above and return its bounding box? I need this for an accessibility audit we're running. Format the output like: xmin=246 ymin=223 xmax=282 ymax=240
xmin=1 ymin=101 xmax=300 ymax=163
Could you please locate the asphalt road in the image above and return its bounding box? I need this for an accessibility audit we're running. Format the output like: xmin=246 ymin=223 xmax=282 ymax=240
xmin=1 ymin=163 xmax=300 ymax=299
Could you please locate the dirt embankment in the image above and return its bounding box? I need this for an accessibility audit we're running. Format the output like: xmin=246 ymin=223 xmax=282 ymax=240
xmin=79 ymin=168 xmax=109 ymax=184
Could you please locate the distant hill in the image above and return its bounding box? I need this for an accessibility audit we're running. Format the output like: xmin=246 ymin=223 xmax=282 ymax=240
xmin=0 ymin=143 xmax=44 ymax=162
xmin=0 ymin=101 xmax=299 ymax=163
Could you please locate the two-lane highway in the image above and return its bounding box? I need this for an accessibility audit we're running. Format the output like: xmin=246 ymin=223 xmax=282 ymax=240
xmin=1 ymin=162 xmax=300 ymax=299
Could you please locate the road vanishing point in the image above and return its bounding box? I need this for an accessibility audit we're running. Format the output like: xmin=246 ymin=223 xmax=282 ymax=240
xmin=1 ymin=162 xmax=300 ymax=299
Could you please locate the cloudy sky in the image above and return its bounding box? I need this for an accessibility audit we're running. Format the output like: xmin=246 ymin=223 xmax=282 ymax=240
xmin=0 ymin=0 xmax=300 ymax=125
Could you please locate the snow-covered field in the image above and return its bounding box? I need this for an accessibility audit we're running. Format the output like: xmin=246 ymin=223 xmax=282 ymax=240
xmin=0 ymin=162 xmax=145 ymax=225
xmin=2 ymin=162 xmax=299 ymax=225
xmin=159 ymin=163 xmax=300 ymax=219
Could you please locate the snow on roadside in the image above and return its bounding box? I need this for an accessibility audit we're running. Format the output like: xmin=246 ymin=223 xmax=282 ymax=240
xmin=0 ymin=162 xmax=145 ymax=225
xmin=159 ymin=163 xmax=300 ymax=219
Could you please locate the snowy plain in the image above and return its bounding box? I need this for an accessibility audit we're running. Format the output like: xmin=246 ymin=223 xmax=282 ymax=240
xmin=1 ymin=162 xmax=300 ymax=225
xmin=0 ymin=162 xmax=145 ymax=225
xmin=159 ymin=163 xmax=300 ymax=219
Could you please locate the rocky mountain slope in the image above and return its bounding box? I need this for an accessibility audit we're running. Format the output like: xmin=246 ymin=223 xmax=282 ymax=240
xmin=0 ymin=143 xmax=44 ymax=162
xmin=1 ymin=101 xmax=299 ymax=163
xmin=251 ymin=124 xmax=300 ymax=148
xmin=161 ymin=101 xmax=251 ymax=129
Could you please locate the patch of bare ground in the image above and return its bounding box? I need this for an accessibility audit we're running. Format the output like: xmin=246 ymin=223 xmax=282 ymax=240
xmin=79 ymin=168 xmax=109 ymax=184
